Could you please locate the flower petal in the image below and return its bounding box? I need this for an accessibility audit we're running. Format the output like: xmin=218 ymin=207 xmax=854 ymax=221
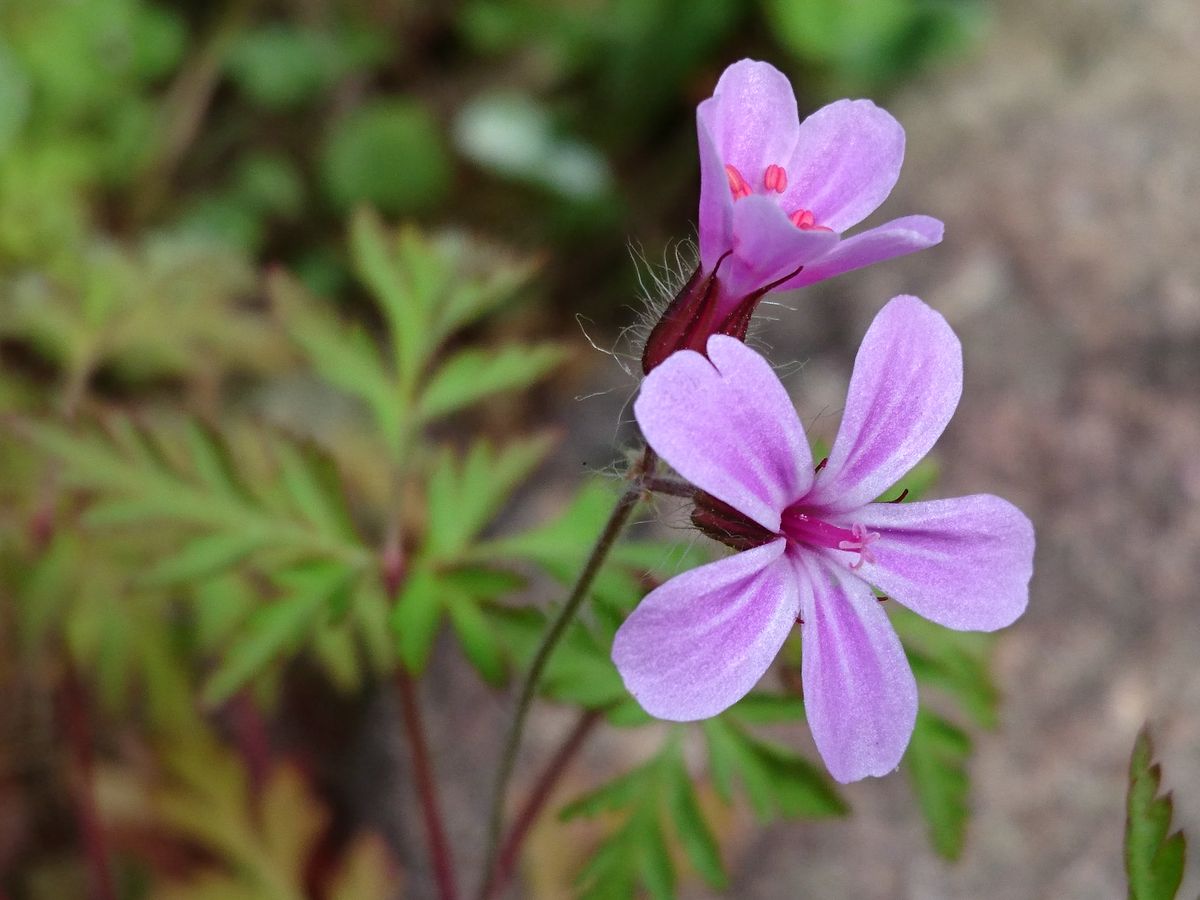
xmin=613 ymin=540 xmax=798 ymax=721
xmin=697 ymin=119 xmax=735 ymax=274
xmin=858 ymin=495 xmax=1035 ymax=632
xmin=783 ymin=99 xmax=905 ymax=234
xmin=697 ymin=59 xmax=800 ymax=192
xmin=806 ymin=295 xmax=962 ymax=513
xmin=723 ymin=194 xmax=840 ymax=300
xmin=797 ymin=553 xmax=917 ymax=783
xmin=780 ymin=216 xmax=944 ymax=290
xmin=634 ymin=335 xmax=814 ymax=531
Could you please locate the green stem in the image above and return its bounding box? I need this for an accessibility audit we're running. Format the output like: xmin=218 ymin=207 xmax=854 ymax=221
xmin=476 ymin=446 xmax=654 ymax=898
xmin=482 ymin=708 xmax=603 ymax=899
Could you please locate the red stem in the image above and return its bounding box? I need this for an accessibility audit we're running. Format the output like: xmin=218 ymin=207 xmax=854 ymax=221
xmin=60 ymin=664 xmax=117 ymax=900
xmin=396 ymin=669 xmax=459 ymax=900
xmin=228 ymin=692 xmax=272 ymax=798
xmin=483 ymin=709 xmax=602 ymax=899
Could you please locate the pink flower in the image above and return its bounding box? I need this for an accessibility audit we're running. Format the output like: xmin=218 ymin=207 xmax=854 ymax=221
xmin=642 ymin=60 xmax=944 ymax=372
xmin=616 ymin=296 xmax=1033 ymax=783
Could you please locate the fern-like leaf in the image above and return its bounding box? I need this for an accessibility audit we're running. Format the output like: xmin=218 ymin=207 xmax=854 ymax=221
xmin=1126 ymin=725 xmax=1187 ymax=900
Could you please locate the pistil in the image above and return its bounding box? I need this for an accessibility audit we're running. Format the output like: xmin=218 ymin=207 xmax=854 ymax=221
xmin=781 ymin=509 xmax=879 ymax=569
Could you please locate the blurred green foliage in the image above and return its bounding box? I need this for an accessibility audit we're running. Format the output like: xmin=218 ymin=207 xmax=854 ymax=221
xmin=0 ymin=0 xmax=993 ymax=895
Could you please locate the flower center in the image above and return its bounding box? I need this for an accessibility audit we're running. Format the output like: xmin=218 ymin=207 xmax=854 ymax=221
xmin=723 ymin=163 xmax=834 ymax=232
xmin=781 ymin=508 xmax=879 ymax=570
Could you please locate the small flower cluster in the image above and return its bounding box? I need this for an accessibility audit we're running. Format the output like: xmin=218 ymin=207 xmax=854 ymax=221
xmin=618 ymin=60 xmax=1034 ymax=783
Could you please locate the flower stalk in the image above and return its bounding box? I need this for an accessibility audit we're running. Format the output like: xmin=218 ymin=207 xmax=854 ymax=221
xmin=481 ymin=708 xmax=604 ymax=899
xmin=477 ymin=446 xmax=655 ymax=898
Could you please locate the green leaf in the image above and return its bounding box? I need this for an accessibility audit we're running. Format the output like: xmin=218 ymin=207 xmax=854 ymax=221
xmin=390 ymin=568 xmax=444 ymax=674
xmin=273 ymin=441 xmax=358 ymax=541
xmin=140 ymin=532 xmax=266 ymax=588
xmin=445 ymin=590 xmax=505 ymax=684
xmin=724 ymin=692 xmax=807 ymax=725
xmin=320 ymin=100 xmax=451 ymax=215
xmin=202 ymin=562 xmax=354 ymax=705
xmin=893 ymin=607 xmax=998 ymax=728
xmin=561 ymin=764 xmax=649 ymax=822
xmin=664 ymin=745 xmax=726 ymax=889
xmin=348 ymin=208 xmax=432 ymax=387
xmin=183 ymin=421 xmax=250 ymax=500
xmin=226 ymin=26 xmax=347 ymax=110
xmin=905 ymin=709 xmax=972 ymax=860
xmin=564 ymin=738 xmax=723 ymax=897
xmin=417 ymin=343 xmax=566 ymax=421
xmin=1126 ymin=726 xmax=1187 ymax=900
xmin=268 ymin=269 xmax=404 ymax=447
xmin=431 ymin=250 xmax=539 ymax=342
xmin=702 ymin=718 xmax=846 ymax=820
xmin=423 ymin=435 xmax=554 ymax=562
xmin=488 ymin=605 xmax=626 ymax=708
xmin=477 ymin=479 xmax=635 ymax=570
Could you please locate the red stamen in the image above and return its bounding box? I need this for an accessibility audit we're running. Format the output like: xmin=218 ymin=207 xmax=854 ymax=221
xmin=788 ymin=208 xmax=835 ymax=232
xmin=764 ymin=163 xmax=788 ymax=193
xmin=789 ymin=208 xmax=814 ymax=229
xmin=725 ymin=164 xmax=751 ymax=200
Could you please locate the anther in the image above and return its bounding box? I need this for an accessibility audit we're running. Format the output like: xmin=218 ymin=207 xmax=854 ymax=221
xmin=725 ymin=164 xmax=751 ymax=200
xmin=789 ymin=208 xmax=834 ymax=232
xmin=789 ymin=209 xmax=814 ymax=229
xmin=764 ymin=164 xmax=788 ymax=193
xmin=888 ymin=488 xmax=909 ymax=503
xmin=814 ymin=456 xmax=828 ymax=473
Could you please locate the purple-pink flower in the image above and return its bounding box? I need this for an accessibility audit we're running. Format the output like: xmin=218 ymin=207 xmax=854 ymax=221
xmin=616 ymin=296 xmax=1034 ymax=783
xmin=642 ymin=59 xmax=944 ymax=372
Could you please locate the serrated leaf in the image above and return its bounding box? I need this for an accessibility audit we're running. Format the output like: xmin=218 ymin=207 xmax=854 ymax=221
xmin=268 ymin=269 xmax=404 ymax=447
xmin=702 ymin=718 xmax=846 ymax=820
xmin=144 ymin=730 xmax=394 ymax=900
xmin=348 ymin=208 xmax=429 ymax=385
xmin=424 ymin=435 xmax=554 ymax=562
xmin=664 ymin=746 xmax=726 ymax=889
xmin=274 ymin=441 xmax=357 ymax=540
xmin=565 ymin=739 xmax=724 ymax=898
xmin=893 ymin=607 xmax=998 ymax=729
xmin=432 ymin=254 xmax=539 ymax=342
xmin=561 ymin=764 xmax=648 ymax=822
xmin=203 ymin=563 xmax=352 ymax=705
xmin=19 ymin=417 xmax=369 ymax=581
xmin=417 ymin=343 xmax=566 ymax=421
xmin=445 ymin=591 xmax=505 ymax=684
xmin=139 ymin=531 xmax=266 ymax=587
xmin=906 ymin=709 xmax=972 ymax=860
xmin=1126 ymin=726 xmax=1187 ymax=900
xmin=390 ymin=568 xmax=443 ymax=673
xmin=183 ymin=421 xmax=249 ymax=500
xmin=488 ymin=605 xmax=626 ymax=708
xmin=476 ymin=478 xmax=611 ymax=561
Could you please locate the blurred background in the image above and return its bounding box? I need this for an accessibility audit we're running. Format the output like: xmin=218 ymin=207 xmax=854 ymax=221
xmin=2 ymin=0 xmax=1199 ymax=897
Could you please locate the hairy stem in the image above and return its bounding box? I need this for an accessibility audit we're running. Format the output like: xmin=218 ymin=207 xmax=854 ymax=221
xmin=397 ymin=669 xmax=459 ymax=900
xmin=477 ymin=446 xmax=654 ymax=898
xmin=482 ymin=709 xmax=603 ymax=899
xmin=644 ymin=474 xmax=694 ymax=497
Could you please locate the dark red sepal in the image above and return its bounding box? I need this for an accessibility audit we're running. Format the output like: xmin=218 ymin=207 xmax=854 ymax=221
xmin=691 ymin=490 xmax=777 ymax=551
